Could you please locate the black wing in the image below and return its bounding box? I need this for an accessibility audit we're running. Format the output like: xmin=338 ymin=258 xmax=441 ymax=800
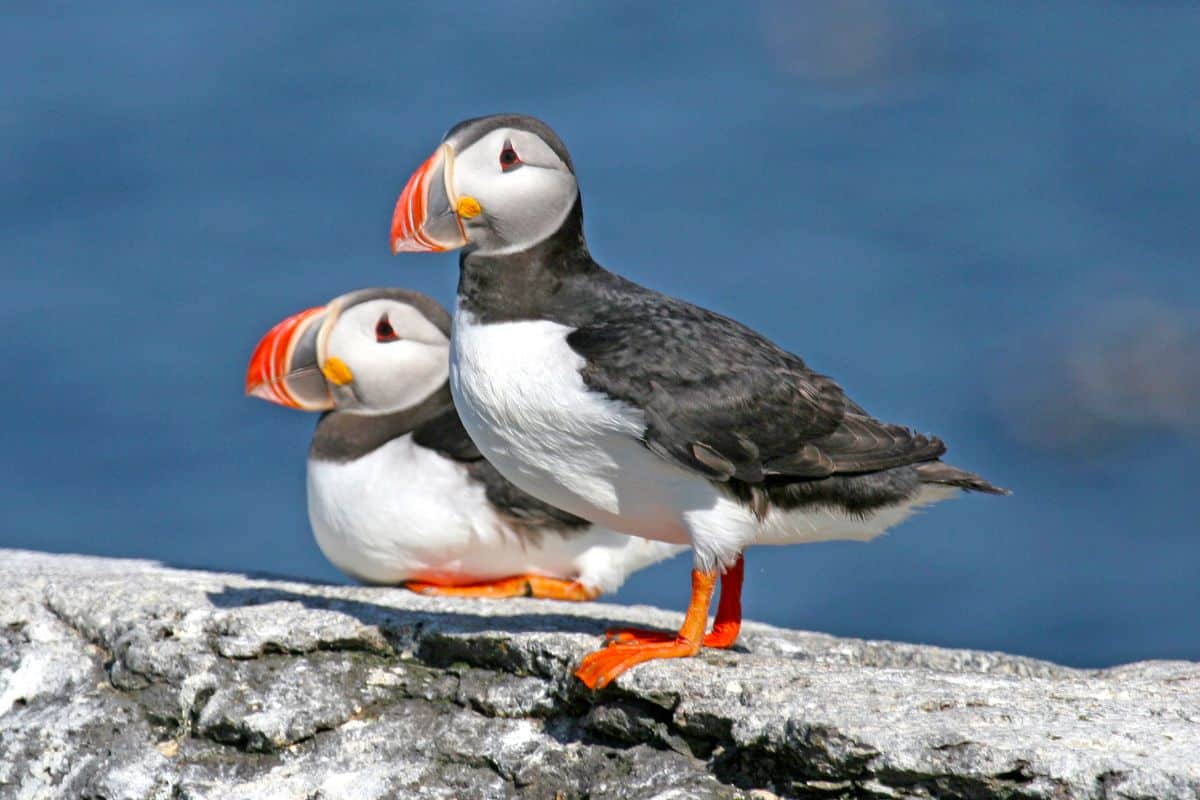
xmin=565 ymin=291 xmax=945 ymax=484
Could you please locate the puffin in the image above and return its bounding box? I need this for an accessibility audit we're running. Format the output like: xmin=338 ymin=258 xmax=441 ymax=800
xmin=245 ymin=287 xmax=682 ymax=599
xmin=387 ymin=114 xmax=1008 ymax=688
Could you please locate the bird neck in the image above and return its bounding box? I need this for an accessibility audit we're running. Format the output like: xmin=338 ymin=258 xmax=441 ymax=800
xmin=309 ymin=383 xmax=455 ymax=463
xmin=457 ymin=197 xmax=602 ymax=324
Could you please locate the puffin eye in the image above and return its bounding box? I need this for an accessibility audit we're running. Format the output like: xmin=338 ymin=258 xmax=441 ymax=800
xmin=375 ymin=314 xmax=400 ymax=342
xmin=499 ymin=141 xmax=521 ymax=171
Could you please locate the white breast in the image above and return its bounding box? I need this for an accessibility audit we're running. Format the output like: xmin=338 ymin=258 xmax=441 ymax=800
xmin=306 ymin=433 xmax=680 ymax=590
xmin=450 ymin=310 xmax=722 ymax=546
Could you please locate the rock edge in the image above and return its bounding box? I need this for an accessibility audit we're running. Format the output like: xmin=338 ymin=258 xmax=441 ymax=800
xmin=1 ymin=549 xmax=1197 ymax=799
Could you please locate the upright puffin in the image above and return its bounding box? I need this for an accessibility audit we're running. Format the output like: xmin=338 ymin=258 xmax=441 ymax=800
xmin=245 ymin=287 xmax=682 ymax=599
xmin=387 ymin=114 xmax=1008 ymax=688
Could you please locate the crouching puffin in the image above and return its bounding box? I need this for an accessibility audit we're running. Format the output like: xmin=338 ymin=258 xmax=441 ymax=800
xmin=245 ymin=287 xmax=682 ymax=599
xmin=387 ymin=114 xmax=1008 ymax=688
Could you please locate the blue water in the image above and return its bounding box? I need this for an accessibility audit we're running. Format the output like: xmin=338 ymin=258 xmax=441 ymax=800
xmin=3 ymin=3 xmax=1198 ymax=668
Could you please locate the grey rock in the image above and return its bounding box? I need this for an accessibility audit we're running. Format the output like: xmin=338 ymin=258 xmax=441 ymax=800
xmin=0 ymin=549 xmax=1196 ymax=799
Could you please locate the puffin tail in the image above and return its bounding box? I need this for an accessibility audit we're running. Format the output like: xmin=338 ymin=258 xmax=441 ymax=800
xmin=915 ymin=461 xmax=1010 ymax=495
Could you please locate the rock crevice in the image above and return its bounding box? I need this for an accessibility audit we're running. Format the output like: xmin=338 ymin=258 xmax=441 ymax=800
xmin=0 ymin=549 xmax=1196 ymax=799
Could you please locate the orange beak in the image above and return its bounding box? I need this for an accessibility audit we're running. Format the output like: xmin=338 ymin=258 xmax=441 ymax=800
xmin=390 ymin=143 xmax=469 ymax=254
xmin=245 ymin=305 xmax=334 ymax=411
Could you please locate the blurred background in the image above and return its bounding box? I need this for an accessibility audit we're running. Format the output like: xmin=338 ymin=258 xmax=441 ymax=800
xmin=3 ymin=2 xmax=1197 ymax=668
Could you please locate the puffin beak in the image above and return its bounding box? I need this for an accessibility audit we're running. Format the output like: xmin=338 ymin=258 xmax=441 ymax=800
xmin=245 ymin=305 xmax=336 ymax=411
xmin=390 ymin=143 xmax=471 ymax=254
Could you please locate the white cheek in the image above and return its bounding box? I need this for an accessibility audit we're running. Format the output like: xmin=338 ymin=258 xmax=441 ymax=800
xmin=498 ymin=170 xmax=574 ymax=233
xmin=464 ymin=169 xmax=577 ymax=254
xmin=356 ymin=342 xmax=450 ymax=412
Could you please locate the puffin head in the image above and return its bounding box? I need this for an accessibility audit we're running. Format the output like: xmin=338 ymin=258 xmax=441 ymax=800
xmin=390 ymin=114 xmax=579 ymax=257
xmin=245 ymin=288 xmax=451 ymax=414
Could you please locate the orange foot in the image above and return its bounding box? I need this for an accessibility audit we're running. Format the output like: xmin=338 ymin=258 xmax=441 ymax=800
xmin=575 ymin=567 xmax=720 ymax=690
xmin=604 ymin=626 xmax=735 ymax=648
xmin=602 ymin=554 xmax=745 ymax=650
xmin=576 ymin=638 xmax=703 ymax=689
xmin=405 ymin=574 xmax=600 ymax=601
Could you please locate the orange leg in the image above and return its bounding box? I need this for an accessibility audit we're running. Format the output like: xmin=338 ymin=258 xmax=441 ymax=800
xmin=575 ymin=568 xmax=717 ymax=690
xmin=605 ymin=554 xmax=744 ymax=648
xmin=702 ymin=553 xmax=744 ymax=647
xmin=405 ymin=574 xmax=600 ymax=601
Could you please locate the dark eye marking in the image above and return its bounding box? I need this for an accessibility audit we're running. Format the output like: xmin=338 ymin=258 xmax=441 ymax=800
xmin=375 ymin=313 xmax=400 ymax=342
xmin=499 ymin=140 xmax=522 ymax=171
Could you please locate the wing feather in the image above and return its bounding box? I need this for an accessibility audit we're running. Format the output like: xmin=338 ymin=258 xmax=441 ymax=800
xmin=567 ymin=300 xmax=944 ymax=485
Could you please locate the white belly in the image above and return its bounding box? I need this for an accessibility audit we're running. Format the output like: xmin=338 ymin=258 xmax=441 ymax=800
xmin=450 ymin=310 xmax=962 ymax=570
xmin=306 ymin=433 xmax=678 ymax=590
xmin=450 ymin=311 xmax=716 ymax=545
